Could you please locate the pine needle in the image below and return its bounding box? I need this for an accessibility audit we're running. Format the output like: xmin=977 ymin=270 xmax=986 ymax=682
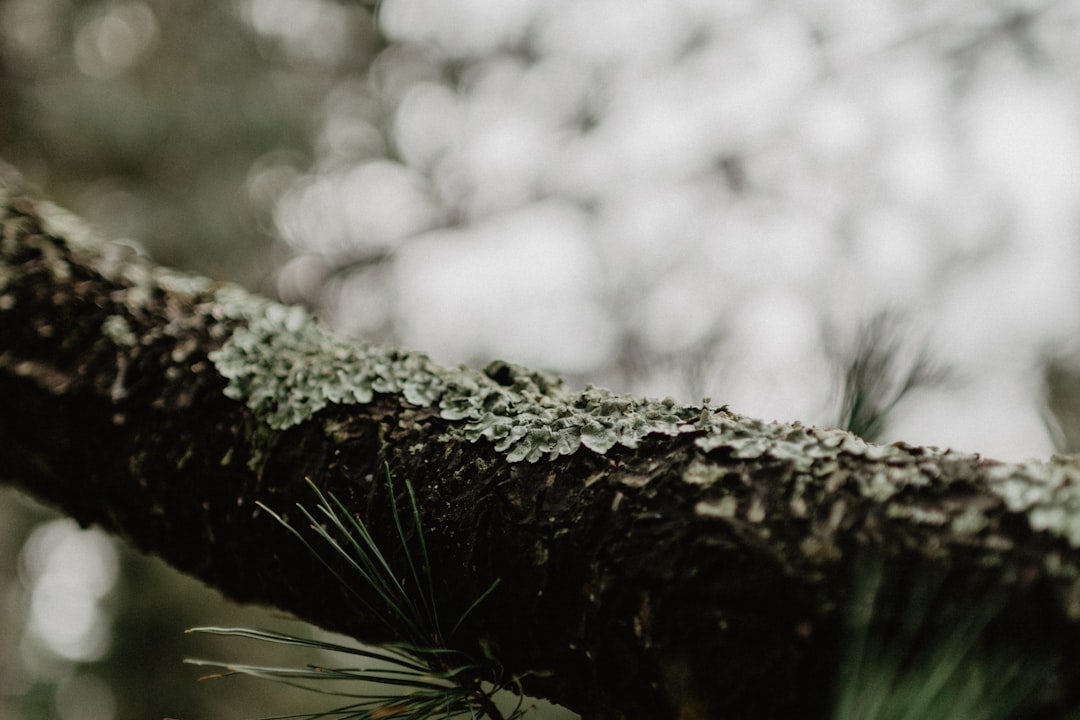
xmin=186 ymin=464 xmax=519 ymax=720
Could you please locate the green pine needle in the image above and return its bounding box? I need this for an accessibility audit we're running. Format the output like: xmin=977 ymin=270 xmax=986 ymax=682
xmin=186 ymin=465 xmax=518 ymax=720
xmin=832 ymin=555 xmax=1047 ymax=720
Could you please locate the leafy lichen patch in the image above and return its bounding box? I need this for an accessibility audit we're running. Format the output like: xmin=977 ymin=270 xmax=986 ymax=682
xmin=207 ymin=283 xmax=982 ymax=487
xmin=195 ymin=268 xmax=1080 ymax=553
xmin=985 ymin=456 xmax=1080 ymax=547
xmin=155 ymin=268 xmax=214 ymax=297
xmin=950 ymin=505 xmax=990 ymax=536
xmin=682 ymin=459 xmax=724 ymax=487
xmin=885 ymin=503 xmax=949 ymax=525
xmin=439 ymin=378 xmax=702 ymax=462
xmin=695 ymin=496 xmax=738 ymax=519
xmin=102 ymin=315 xmax=137 ymax=348
xmin=36 ymin=200 xmax=103 ymax=257
xmin=207 ymin=287 xmax=726 ymax=462
xmin=208 ymin=297 xmax=426 ymax=431
xmin=857 ymin=469 xmax=904 ymax=503
xmin=208 ymin=282 xmax=751 ymax=459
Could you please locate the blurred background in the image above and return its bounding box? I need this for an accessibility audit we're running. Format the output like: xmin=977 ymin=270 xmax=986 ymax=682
xmin=4 ymin=0 xmax=1080 ymax=717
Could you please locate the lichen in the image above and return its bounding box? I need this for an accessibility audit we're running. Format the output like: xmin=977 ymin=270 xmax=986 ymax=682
xmin=885 ymin=503 xmax=948 ymax=525
xmin=984 ymin=456 xmax=1080 ymax=547
xmin=198 ymin=278 xmax=1080 ymax=555
xmin=208 ymin=287 xmax=727 ymax=463
xmin=439 ymin=377 xmax=701 ymax=463
xmin=682 ymin=459 xmax=724 ymax=487
xmin=857 ymin=469 xmax=903 ymax=503
xmin=155 ymin=268 xmax=214 ymax=297
xmin=950 ymin=505 xmax=990 ymax=536
xmin=102 ymin=315 xmax=137 ymax=348
xmin=209 ymin=293 xmax=448 ymax=431
xmin=37 ymin=200 xmax=101 ymax=254
xmin=695 ymin=496 xmax=738 ymax=519
xmin=204 ymin=284 xmax=974 ymax=488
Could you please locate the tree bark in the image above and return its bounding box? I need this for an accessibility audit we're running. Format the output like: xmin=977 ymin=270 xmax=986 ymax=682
xmin=4 ymin=168 xmax=1080 ymax=719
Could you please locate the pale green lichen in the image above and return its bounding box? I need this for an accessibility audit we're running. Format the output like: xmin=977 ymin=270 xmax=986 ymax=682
xmin=439 ymin=375 xmax=699 ymax=463
xmin=207 ymin=288 xmax=726 ymax=463
xmin=201 ymin=281 xmax=1080 ymax=556
xmin=982 ymin=456 xmax=1080 ymax=548
xmin=36 ymin=200 xmax=103 ymax=256
xmin=205 ymin=287 xmax=964 ymax=479
xmin=950 ymin=505 xmax=990 ymax=536
xmin=695 ymin=496 xmax=738 ymax=519
xmin=885 ymin=503 xmax=948 ymax=525
xmin=155 ymin=268 xmax=214 ymax=297
xmin=857 ymin=468 xmax=904 ymax=503
xmin=693 ymin=416 xmax=879 ymax=473
xmin=746 ymin=497 xmax=766 ymax=523
xmin=102 ymin=315 xmax=137 ymax=348
xmin=682 ymin=459 xmax=724 ymax=487
xmin=215 ymin=310 xmax=364 ymax=426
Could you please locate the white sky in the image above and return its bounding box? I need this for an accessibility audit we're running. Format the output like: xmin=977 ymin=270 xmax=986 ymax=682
xmin=271 ymin=0 xmax=1080 ymax=461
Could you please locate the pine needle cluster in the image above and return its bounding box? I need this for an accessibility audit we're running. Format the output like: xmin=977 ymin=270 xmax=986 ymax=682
xmin=185 ymin=466 xmax=520 ymax=720
xmin=833 ymin=555 xmax=1047 ymax=720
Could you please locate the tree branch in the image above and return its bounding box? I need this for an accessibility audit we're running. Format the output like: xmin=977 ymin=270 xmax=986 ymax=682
xmin=3 ymin=170 xmax=1080 ymax=718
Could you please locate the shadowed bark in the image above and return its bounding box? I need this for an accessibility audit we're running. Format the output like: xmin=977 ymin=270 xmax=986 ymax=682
xmin=4 ymin=168 xmax=1080 ymax=719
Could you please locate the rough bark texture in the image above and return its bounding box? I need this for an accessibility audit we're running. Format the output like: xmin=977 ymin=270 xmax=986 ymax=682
xmin=5 ymin=169 xmax=1080 ymax=719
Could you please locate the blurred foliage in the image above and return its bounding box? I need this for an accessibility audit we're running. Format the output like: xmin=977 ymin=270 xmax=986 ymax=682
xmin=828 ymin=311 xmax=949 ymax=443
xmin=0 ymin=0 xmax=382 ymax=287
xmin=1042 ymin=354 xmax=1080 ymax=455
xmin=0 ymin=489 xmax=390 ymax=720
xmin=833 ymin=552 xmax=1049 ymax=720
